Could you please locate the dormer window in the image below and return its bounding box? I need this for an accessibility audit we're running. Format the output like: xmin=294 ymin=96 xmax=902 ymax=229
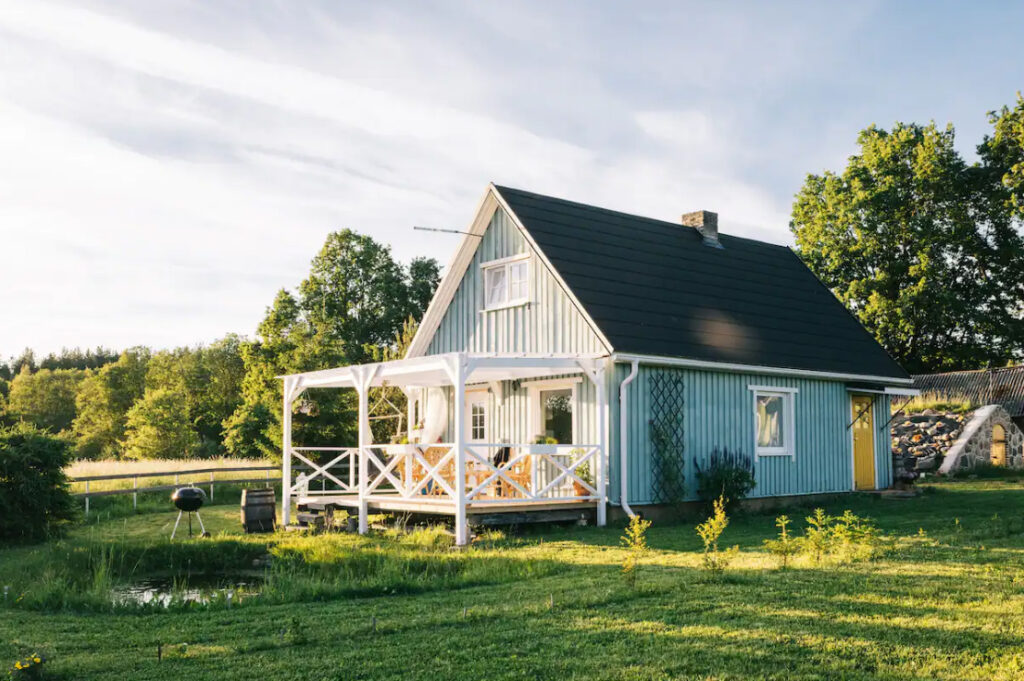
xmin=481 ymin=254 xmax=530 ymax=310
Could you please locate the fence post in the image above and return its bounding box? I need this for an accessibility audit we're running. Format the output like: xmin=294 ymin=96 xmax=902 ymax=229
xmin=210 ymin=471 xmax=215 ymax=501
xmin=174 ymin=473 xmax=179 ymax=487
xmin=85 ymin=480 xmax=90 ymax=516
xmin=133 ymin=476 xmax=138 ymax=510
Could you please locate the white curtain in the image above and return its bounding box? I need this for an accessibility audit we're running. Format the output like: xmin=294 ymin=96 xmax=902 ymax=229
xmin=421 ymin=387 xmax=448 ymax=444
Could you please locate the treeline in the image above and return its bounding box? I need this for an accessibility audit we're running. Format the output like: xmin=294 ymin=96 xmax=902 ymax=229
xmin=0 ymin=229 xmax=439 ymax=461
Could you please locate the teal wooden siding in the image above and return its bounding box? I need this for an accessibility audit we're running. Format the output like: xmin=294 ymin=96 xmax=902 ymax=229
xmin=873 ymin=394 xmax=894 ymax=489
xmin=608 ymin=364 xmax=890 ymax=504
xmin=427 ymin=207 xmax=607 ymax=355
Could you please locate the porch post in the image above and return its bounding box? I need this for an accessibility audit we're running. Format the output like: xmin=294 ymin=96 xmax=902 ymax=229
xmin=356 ymin=368 xmax=371 ymax=535
xmin=282 ymin=376 xmax=295 ymax=527
xmin=595 ymin=363 xmax=608 ymax=527
xmin=451 ymin=355 xmax=469 ymax=546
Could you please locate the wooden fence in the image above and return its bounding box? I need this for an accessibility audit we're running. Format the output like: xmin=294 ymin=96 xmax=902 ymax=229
xmin=70 ymin=466 xmax=280 ymax=515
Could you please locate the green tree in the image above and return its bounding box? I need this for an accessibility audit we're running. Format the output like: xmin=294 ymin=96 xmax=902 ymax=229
xmin=983 ymin=93 xmax=1024 ymax=215
xmin=71 ymin=348 xmax=150 ymax=459
xmin=791 ymin=121 xmax=1024 ymax=372
xmin=0 ymin=423 xmax=76 ymax=542
xmin=122 ymin=387 xmax=199 ymax=460
xmin=224 ymin=230 xmax=439 ymax=461
xmin=143 ymin=336 xmax=245 ymax=458
xmin=6 ymin=366 xmax=86 ymax=433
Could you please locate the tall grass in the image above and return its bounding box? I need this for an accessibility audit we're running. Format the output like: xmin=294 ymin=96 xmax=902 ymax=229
xmin=67 ymin=458 xmax=272 ymax=492
xmin=895 ymin=391 xmax=979 ymax=415
xmin=0 ymin=522 xmax=562 ymax=613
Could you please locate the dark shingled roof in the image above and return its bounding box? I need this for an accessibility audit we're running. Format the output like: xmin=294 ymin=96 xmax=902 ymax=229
xmin=914 ymin=368 xmax=1024 ymax=418
xmin=495 ymin=185 xmax=909 ymax=381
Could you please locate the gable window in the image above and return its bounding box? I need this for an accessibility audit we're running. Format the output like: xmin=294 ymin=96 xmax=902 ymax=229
xmin=749 ymin=385 xmax=797 ymax=458
xmin=481 ymin=255 xmax=529 ymax=310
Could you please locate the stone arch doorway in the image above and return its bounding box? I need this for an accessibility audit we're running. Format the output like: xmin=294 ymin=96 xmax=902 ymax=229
xmin=992 ymin=424 xmax=1007 ymax=466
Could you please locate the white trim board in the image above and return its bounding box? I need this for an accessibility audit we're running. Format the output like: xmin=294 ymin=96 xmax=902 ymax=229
xmin=613 ymin=353 xmax=914 ymax=386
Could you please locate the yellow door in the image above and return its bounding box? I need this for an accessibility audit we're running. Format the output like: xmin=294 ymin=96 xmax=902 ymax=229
xmin=992 ymin=425 xmax=1007 ymax=466
xmin=852 ymin=396 xmax=876 ymax=490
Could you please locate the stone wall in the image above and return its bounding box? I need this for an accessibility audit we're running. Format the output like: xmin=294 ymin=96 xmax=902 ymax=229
xmin=937 ymin=405 xmax=1024 ymax=474
xmin=891 ymin=404 xmax=1024 ymax=479
xmin=891 ymin=410 xmax=965 ymax=477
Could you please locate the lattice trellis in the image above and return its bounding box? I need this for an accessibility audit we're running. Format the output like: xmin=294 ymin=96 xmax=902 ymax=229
xmin=648 ymin=372 xmax=687 ymax=504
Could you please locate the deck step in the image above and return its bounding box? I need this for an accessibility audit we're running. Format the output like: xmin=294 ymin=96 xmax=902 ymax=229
xmin=296 ymin=511 xmax=326 ymax=527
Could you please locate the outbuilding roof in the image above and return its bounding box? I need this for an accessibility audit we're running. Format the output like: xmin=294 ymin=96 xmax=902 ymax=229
xmin=494 ymin=185 xmax=909 ymax=381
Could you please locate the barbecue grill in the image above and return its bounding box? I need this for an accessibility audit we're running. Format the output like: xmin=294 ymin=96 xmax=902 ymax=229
xmin=171 ymin=486 xmax=208 ymax=539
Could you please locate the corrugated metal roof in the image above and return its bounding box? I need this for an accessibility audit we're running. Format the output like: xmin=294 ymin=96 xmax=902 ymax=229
xmin=913 ymin=367 xmax=1024 ymax=417
xmin=495 ymin=185 xmax=910 ymax=381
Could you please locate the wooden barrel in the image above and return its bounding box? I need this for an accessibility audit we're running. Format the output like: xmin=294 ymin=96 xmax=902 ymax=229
xmin=241 ymin=488 xmax=276 ymax=533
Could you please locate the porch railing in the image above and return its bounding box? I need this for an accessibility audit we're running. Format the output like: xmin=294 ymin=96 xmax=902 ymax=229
xmin=286 ymin=443 xmax=600 ymax=506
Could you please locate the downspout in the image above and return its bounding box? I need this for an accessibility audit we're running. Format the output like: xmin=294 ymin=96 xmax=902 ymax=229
xmin=618 ymin=359 xmax=640 ymax=517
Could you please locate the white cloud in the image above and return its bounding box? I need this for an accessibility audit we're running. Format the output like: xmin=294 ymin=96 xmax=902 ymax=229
xmin=2 ymin=0 xmax=962 ymax=357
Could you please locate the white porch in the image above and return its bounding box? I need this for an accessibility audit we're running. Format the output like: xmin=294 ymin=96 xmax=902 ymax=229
xmin=280 ymin=352 xmax=609 ymax=545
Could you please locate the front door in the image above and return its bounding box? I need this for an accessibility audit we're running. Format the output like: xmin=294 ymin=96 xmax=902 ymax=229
xmin=851 ymin=395 xmax=876 ymax=490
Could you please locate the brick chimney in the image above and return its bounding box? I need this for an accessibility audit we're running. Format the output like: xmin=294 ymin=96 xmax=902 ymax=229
xmin=681 ymin=210 xmax=722 ymax=248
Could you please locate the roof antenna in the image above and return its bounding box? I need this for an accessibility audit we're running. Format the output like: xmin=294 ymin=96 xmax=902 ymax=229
xmin=413 ymin=226 xmax=482 ymax=237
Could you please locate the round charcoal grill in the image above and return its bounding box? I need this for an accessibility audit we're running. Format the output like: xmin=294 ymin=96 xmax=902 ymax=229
xmin=170 ymin=486 xmax=208 ymax=539
xmin=172 ymin=487 xmax=205 ymax=512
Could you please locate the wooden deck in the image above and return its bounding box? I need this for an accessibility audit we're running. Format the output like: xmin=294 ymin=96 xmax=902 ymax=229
xmin=297 ymin=494 xmax=596 ymax=516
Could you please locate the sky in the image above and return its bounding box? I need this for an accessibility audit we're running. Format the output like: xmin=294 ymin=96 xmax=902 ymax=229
xmin=1 ymin=1 xmax=1023 ymax=358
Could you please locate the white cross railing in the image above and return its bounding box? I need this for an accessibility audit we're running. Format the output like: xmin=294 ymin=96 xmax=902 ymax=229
xmin=288 ymin=443 xmax=602 ymax=506
xmin=287 ymin=446 xmax=358 ymax=497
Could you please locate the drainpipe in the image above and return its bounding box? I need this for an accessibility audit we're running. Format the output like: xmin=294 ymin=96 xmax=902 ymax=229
xmin=618 ymin=359 xmax=640 ymax=517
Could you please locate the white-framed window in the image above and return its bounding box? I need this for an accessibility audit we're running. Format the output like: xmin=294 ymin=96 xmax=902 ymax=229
xmin=748 ymin=385 xmax=797 ymax=458
xmin=481 ymin=255 xmax=530 ymax=310
xmin=471 ymin=403 xmax=486 ymax=440
xmin=524 ymin=377 xmax=581 ymax=444
xmin=465 ymin=392 xmax=488 ymax=443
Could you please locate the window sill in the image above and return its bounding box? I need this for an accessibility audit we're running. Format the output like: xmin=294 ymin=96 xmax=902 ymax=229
xmin=756 ymin=450 xmax=795 ymax=458
xmin=480 ymin=300 xmax=530 ymax=313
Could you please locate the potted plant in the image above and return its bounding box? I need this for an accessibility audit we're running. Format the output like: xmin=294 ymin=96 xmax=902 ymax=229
xmin=531 ymin=435 xmax=559 ymax=455
xmin=572 ymin=453 xmax=594 ymax=497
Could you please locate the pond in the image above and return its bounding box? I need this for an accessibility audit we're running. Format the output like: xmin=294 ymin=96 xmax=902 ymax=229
xmin=111 ymin=573 xmax=264 ymax=607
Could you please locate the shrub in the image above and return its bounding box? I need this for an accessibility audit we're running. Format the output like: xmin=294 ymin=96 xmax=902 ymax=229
xmin=799 ymin=508 xmax=883 ymax=565
xmin=802 ymin=508 xmax=832 ymax=564
xmin=620 ymin=514 xmax=652 ymax=589
xmin=695 ymin=448 xmax=756 ymax=512
xmin=763 ymin=514 xmax=798 ymax=569
xmin=695 ymin=496 xmax=738 ymax=575
xmin=0 ymin=424 xmax=76 ymax=542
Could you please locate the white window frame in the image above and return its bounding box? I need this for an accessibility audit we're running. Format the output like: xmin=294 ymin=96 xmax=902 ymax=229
xmin=748 ymin=385 xmax=798 ymax=459
xmin=465 ymin=392 xmax=488 ymax=443
xmin=525 ymin=377 xmax=580 ymax=445
xmin=480 ymin=254 xmax=530 ymax=311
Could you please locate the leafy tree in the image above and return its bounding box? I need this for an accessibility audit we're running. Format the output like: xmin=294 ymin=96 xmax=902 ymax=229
xmin=71 ymin=348 xmax=150 ymax=459
xmin=143 ymin=336 xmax=245 ymax=457
xmin=9 ymin=348 xmax=36 ymax=375
xmin=0 ymin=423 xmax=76 ymax=542
xmin=983 ymin=93 xmax=1024 ymax=215
xmin=224 ymin=230 xmax=439 ymax=461
xmin=6 ymin=366 xmax=86 ymax=433
xmin=792 ymin=121 xmax=1024 ymax=372
xmin=122 ymin=387 xmax=199 ymax=459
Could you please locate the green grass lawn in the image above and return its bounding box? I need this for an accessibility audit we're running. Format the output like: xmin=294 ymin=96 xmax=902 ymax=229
xmin=4 ymin=479 xmax=1024 ymax=680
